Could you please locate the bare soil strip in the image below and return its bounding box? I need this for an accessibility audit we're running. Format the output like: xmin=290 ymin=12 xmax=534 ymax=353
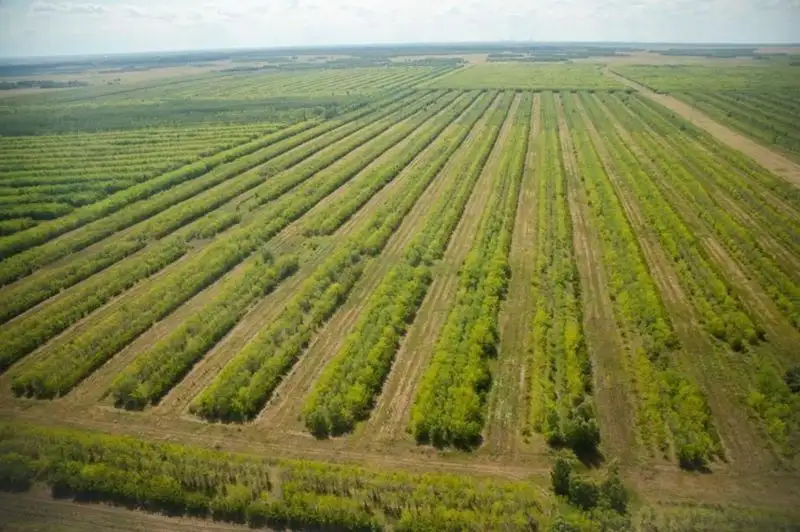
xmin=481 ymin=94 xmax=541 ymax=458
xmin=554 ymin=94 xmax=637 ymax=465
xmin=606 ymin=68 xmax=800 ymax=187
xmin=579 ymin=94 xmax=774 ymax=473
xmin=365 ymin=94 xmax=522 ymax=443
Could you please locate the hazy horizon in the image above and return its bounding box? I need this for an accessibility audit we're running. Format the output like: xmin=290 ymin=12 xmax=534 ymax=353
xmin=1 ymin=0 xmax=799 ymax=59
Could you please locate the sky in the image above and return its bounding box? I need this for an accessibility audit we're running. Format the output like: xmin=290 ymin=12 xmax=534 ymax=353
xmin=0 ymin=0 xmax=799 ymax=58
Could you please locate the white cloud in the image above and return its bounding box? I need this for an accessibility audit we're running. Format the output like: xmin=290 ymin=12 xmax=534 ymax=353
xmin=0 ymin=0 xmax=798 ymax=57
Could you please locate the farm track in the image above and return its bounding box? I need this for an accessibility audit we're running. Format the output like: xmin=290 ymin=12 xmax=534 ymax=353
xmin=255 ymin=93 xmax=493 ymax=432
xmin=605 ymin=68 xmax=800 ymax=187
xmin=576 ymin=94 xmax=774 ymax=473
xmin=481 ymin=94 xmax=540 ymax=458
xmin=365 ymin=94 xmax=520 ymax=443
xmin=554 ymin=94 xmax=637 ymax=465
xmin=58 ymin=92 xmax=467 ymax=412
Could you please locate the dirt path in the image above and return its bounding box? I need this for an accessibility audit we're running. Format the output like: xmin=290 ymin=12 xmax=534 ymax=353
xmin=554 ymin=94 xmax=637 ymax=465
xmin=481 ymin=94 xmax=541 ymax=459
xmin=605 ymin=68 xmax=800 ymax=187
xmin=256 ymin=93 xmax=492 ymax=431
xmin=365 ymin=94 xmax=520 ymax=443
xmin=579 ymin=93 xmax=774 ymax=474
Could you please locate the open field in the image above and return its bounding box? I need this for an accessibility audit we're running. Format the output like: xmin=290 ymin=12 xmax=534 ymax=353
xmin=1 ymin=53 xmax=800 ymax=530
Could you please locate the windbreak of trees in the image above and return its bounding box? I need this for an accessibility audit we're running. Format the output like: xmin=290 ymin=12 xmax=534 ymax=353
xmin=561 ymin=93 xmax=721 ymax=468
xmin=0 ymin=422 xmax=546 ymax=530
xmin=527 ymin=93 xmax=598 ymax=456
xmin=0 ymin=80 xmax=88 ymax=90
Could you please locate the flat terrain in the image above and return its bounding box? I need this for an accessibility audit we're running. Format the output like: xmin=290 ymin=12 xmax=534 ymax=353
xmin=0 ymin=51 xmax=799 ymax=530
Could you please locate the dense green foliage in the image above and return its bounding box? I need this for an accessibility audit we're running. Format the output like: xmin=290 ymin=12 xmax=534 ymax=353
xmin=581 ymin=93 xmax=763 ymax=352
xmin=8 ymin=92 xmax=452 ymax=397
xmin=561 ymin=93 xmax=720 ymax=468
xmin=109 ymin=252 xmax=299 ymax=409
xmin=613 ymin=65 xmax=800 ymax=92
xmin=191 ymin=92 xmax=484 ymax=423
xmin=528 ymin=93 xmax=598 ymax=455
xmin=0 ymin=422 xmax=546 ymax=530
xmin=301 ymin=92 xmax=508 ymax=437
xmin=409 ymin=93 xmax=529 ymax=447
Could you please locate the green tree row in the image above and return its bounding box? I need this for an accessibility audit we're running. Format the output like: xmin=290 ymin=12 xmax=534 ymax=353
xmin=301 ymin=92 xmax=507 ymax=437
xmin=0 ymin=121 xmax=317 ymax=261
xmin=561 ymin=94 xmax=720 ymax=468
xmin=105 ymin=90 xmax=471 ymax=410
xmin=0 ymin=213 xmax=238 ymax=372
xmin=0 ymin=90 xmax=423 ymax=286
xmin=528 ymin=92 xmax=598 ymax=456
xmin=189 ymin=93 xmax=486 ymax=423
xmin=409 ymin=93 xmax=530 ymax=448
xmin=299 ymin=91 xmax=483 ymax=237
xmin=0 ymin=421 xmax=547 ymax=530
xmin=0 ymin=90 xmax=434 ymax=325
xmin=629 ymin=94 xmax=800 ymax=257
xmin=109 ymin=252 xmax=300 ymax=409
xmin=620 ymin=94 xmax=800 ymax=331
xmin=8 ymin=92 xmax=453 ymax=397
xmin=583 ymin=93 xmax=764 ymax=351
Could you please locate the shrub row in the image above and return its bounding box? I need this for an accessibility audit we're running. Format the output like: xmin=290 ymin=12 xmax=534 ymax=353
xmin=189 ymin=94 xmax=485 ymax=423
xmin=300 ymin=91 xmax=480 ymax=236
xmin=584 ymin=93 xmax=764 ymax=351
xmin=0 ymin=422 xmax=545 ymax=530
xmin=8 ymin=94 xmax=449 ymax=397
xmin=618 ymin=94 xmax=800 ymax=331
xmin=109 ymin=252 xmax=299 ymax=410
xmin=528 ymin=92 xmax=598 ymax=455
xmin=409 ymin=93 xmax=529 ymax=448
xmin=0 ymin=121 xmax=316 ymax=261
xmin=0 ymin=92 xmax=418 ymax=286
xmin=0 ymin=90 xmax=432 ymax=324
xmin=561 ymin=93 xmax=720 ymax=468
xmin=301 ymin=92 xmax=508 ymax=437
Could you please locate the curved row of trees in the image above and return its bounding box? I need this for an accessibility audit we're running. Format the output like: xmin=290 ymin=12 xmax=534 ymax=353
xmin=190 ymin=92 xmax=486 ymax=423
xmin=8 ymin=93 xmax=452 ymax=398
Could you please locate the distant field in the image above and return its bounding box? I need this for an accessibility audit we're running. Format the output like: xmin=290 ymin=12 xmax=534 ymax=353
xmin=424 ymin=63 xmax=626 ymax=90
xmin=1 ymin=52 xmax=799 ymax=530
xmin=614 ymin=65 xmax=800 ymax=160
